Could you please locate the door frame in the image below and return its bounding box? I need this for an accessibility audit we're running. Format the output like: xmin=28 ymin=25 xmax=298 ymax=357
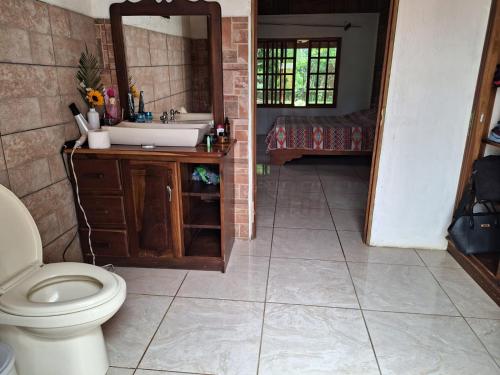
xmin=249 ymin=0 xmax=401 ymax=242
xmin=363 ymin=0 xmax=400 ymax=243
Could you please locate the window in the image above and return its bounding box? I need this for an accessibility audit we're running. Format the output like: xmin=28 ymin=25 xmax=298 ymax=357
xmin=257 ymin=38 xmax=341 ymax=107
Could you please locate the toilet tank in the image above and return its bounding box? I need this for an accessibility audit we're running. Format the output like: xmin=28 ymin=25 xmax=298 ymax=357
xmin=0 ymin=185 xmax=42 ymax=294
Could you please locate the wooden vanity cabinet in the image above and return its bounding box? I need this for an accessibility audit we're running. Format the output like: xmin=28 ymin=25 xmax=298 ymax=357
xmin=122 ymin=160 xmax=182 ymax=260
xmin=68 ymin=143 xmax=235 ymax=271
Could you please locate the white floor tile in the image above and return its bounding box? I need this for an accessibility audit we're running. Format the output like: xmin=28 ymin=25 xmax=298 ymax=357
xmin=348 ymin=262 xmax=458 ymax=315
xmin=256 ymin=205 xmax=275 ymax=227
xmin=276 ymin=190 xmax=328 ymax=208
xmin=339 ymin=231 xmax=423 ymax=266
xmin=331 ymin=209 xmax=365 ymax=231
xmin=272 ymin=228 xmax=344 ymax=261
xmin=365 ymin=311 xmax=500 ymax=375
xmin=429 ymin=267 xmax=500 ymax=319
xmin=135 ymin=370 xmax=199 ymax=375
xmin=466 ymin=318 xmax=500 ymax=366
xmin=278 ymin=179 xmax=323 ymax=193
xmin=103 ymin=294 xmax=172 ymax=368
xmin=326 ymin=191 xmax=367 ymax=209
xmin=140 ymin=298 xmax=263 ymax=375
xmin=274 ymin=206 xmax=334 ymax=230
xmin=267 ymin=258 xmax=358 ymax=308
xmin=259 ymin=304 xmax=379 ymax=375
xmin=231 ymin=227 xmax=272 ymax=257
xmin=416 ymin=249 xmax=461 ymax=268
xmin=177 ymin=255 xmax=269 ymax=301
xmin=106 ymin=367 xmax=134 ymax=375
xmin=114 ymin=267 xmax=187 ymax=296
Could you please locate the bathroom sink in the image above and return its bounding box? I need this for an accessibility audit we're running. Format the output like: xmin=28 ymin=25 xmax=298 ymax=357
xmin=102 ymin=122 xmax=210 ymax=147
xmin=175 ymin=113 xmax=213 ymax=122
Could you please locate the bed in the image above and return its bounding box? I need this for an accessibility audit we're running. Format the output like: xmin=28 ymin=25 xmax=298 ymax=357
xmin=265 ymin=109 xmax=377 ymax=165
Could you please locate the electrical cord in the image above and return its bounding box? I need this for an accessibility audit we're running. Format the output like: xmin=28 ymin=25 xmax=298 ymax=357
xmin=70 ymin=146 xmax=96 ymax=266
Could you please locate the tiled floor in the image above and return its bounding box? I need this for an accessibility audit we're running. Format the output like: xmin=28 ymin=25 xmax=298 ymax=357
xmin=104 ymin=139 xmax=500 ymax=374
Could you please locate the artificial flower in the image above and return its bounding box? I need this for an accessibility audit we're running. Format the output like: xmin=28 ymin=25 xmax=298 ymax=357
xmin=130 ymin=84 xmax=139 ymax=98
xmin=86 ymin=89 xmax=104 ymax=107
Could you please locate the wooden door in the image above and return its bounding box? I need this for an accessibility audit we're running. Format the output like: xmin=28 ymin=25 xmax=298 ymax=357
xmin=122 ymin=160 xmax=182 ymax=259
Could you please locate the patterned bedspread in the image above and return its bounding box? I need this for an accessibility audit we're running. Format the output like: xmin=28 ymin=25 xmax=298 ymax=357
xmin=266 ymin=109 xmax=376 ymax=152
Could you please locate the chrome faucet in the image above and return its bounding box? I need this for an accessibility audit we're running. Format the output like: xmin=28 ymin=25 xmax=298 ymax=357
xmin=169 ymin=108 xmax=180 ymax=122
xmin=160 ymin=112 xmax=169 ymax=124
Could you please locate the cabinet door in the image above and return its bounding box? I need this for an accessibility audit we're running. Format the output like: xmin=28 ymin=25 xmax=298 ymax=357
xmin=123 ymin=161 xmax=181 ymax=258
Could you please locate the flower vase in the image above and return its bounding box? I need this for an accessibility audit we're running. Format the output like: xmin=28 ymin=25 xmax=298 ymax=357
xmin=87 ymin=107 xmax=100 ymax=130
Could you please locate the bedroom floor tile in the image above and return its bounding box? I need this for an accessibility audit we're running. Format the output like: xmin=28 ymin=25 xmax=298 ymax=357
xmin=326 ymin=191 xmax=367 ymax=210
xmin=256 ymin=205 xmax=275 ymax=227
xmin=364 ymin=311 xmax=499 ymax=375
xmin=278 ymin=179 xmax=323 ymax=193
xmin=331 ymin=208 xmax=365 ymax=231
xmin=272 ymin=228 xmax=344 ymax=261
xmin=338 ymin=231 xmax=423 ymax=266
xmin=276 ymin=190 xmax=328 ymax=209
xmin=274 ymin=206 xmax=334 ymax=230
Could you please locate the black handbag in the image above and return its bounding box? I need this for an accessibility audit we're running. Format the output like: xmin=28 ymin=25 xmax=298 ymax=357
xmin=472 ymin=155 xmax=500 ymax=202
xmin=448 ymin=191 xmax=500 ymax=255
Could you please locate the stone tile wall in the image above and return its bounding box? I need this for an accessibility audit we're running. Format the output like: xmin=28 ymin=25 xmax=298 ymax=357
xmin=0 ymin=0 xmax=99 ymax=262
xmin=222 ymin=17 xmax=249 ymax=238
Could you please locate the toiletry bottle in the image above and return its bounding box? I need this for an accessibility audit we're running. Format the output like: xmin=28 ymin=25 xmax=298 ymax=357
xmin=138 ymin=91 xmax=145 ymax=114
xmin=87 ymin=107 xmax=100 ymax=130
xmin=127 ymin=92 xmax=136 ymax=121
xmin=224 ymin=117 xmax=230 ymax=138
xmin=216 ymin=123 xmax=225 ymax=137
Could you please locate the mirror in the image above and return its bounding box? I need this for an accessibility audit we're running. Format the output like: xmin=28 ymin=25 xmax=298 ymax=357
xmin=110 ymin=0 xmax=223 ymax=124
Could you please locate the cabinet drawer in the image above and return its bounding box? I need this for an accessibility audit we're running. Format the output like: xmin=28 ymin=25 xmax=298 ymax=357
xmin=80 ymin=229 xmax=129 ymax=257
xmin=78 ymin=196 xmax=126 ymax=227
xmin=73 ymin=159 xmax=122 ymax=192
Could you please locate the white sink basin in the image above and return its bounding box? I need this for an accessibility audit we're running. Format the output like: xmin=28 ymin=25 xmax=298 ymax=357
xmin=175 ymin=113 xmax=213 ymax=121
xmin=102 ymin=122 xmax=210 ymax=147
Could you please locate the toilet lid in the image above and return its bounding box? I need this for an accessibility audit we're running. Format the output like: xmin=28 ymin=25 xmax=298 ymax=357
xmin=0 ymin=185 xmax=43 ymax=294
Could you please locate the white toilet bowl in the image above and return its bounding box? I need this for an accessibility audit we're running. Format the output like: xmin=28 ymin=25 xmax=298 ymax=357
xmin=0 ymin=185 xmax=126 ymax=375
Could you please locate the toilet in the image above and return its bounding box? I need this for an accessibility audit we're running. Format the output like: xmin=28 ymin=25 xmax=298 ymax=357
xmin=0 ymin=185 xmax=126 ymax=375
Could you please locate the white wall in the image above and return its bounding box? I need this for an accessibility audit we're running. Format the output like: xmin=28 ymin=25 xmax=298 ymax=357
xmin=41 ymin=0 xmax=250 ymax=18
xmin=256 ymin=13 xmax=379 ymax=135
xmin=369 ymin=0 xmax=491 ymax=249
xmin=122 ymin=15 xmax=207 ymax=38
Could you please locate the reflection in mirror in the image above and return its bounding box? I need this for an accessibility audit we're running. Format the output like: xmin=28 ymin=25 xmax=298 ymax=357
xmin=122 ymin=15 xmax=212 ymax=120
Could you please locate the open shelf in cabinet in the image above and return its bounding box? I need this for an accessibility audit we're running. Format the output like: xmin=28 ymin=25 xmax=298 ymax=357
xmin=182 ymin=196 xmax=221 ymax=229
xmin=184 ymin=228 xmax=221 ymax=257
xmin=180 ymin=163 xmax=221 ymax=197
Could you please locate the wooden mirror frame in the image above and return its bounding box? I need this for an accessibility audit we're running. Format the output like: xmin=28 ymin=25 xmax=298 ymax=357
xmin=110 ymin=0 xmax=224 ymax=124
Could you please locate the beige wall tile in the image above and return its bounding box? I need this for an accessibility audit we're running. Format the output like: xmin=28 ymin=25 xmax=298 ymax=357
xmin=0 ymin=64 xmax=58 ymax=98
xmin=0 ymin=97 xmax=42 ymax=134
xmin=47 ymin=153 xmax=67 ymax=183
xmin=0 ymin=0 xmax=50 ymax=34
xmin=52 ymin=35 xmax=85 ymax=67
xmin=8 ymin=158 xmax=52 ymax=197
xmin=48 ymin=5 xmax=71 ymax=37
xmin=30 ymin=32 xmax=55 ymax=65
xmin=2 ymin=125 xmax=65 ymax=168
xmin=0 ymin=25 xmax=32 ymax=63
xmin=69 ymin=11 xmax=96 ymax=45
xmin=124 ymin=25 xmax=149 ymax=48
xmin=0 ymin=170 xmax=9 ymax=188
xmin=43 ymin=226 xmax=82 ymax=263
xmin=39 ymin=96 xmax=63 ymax=126
xmin=56 ymin=67 xmax=78 ymax=96
xmin=150 ymin=48 xmax=168 ymax=66
xmin=148 ymin=31 xmax=166 ymax=50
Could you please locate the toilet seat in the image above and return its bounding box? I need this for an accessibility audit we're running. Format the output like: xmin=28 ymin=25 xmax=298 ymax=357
xmin=0 ymin=263 xmax=120 ymax=318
